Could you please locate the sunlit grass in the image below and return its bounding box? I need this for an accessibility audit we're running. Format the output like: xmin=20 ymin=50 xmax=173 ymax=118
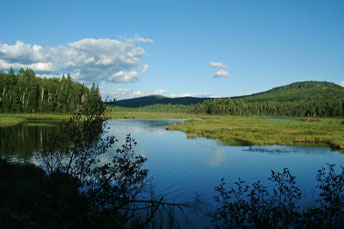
xmin=1 ymin=112 xmax=343 ymax=151
xmin=0 ymin=113 xmax=70 ymax=126
xmin=0 ymin=116 xmax=25 ymax=126
xmin=166 ymin=116 xmax=344 ymax=150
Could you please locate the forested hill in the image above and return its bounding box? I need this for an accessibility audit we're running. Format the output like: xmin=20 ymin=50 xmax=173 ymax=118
xmin=114 ymin=81 xmax=344 ymax=117
xmin=115 ymin=95 xmax=208 ymax=107
xmin=193 ymin=81 xmax=344 ymax=117
xmin=115 ymin=81 xmax=344 ymax=107
xmin=232 ymin=81 xmax=344 ymax=103
xmin=0 ymin=68 xmax=102 ymax=113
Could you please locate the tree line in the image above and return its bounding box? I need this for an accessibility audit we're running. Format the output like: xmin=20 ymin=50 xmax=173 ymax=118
xmin=198 ymin=82 xmax=344 ymax=117
xmin=109 ymin=81 xmax=344 ymax=117
xmin=0 ymin=68 xmax=102 ymax=113
xmin=193 ymin=98 xmax=344 ymax=117
xmin=1 ymin=99 xmax=344 ymax=227
xmin=109 ymin=97 xmax=344 ymax=117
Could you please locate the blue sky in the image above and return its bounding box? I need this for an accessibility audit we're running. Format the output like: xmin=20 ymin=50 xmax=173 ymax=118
xmin=1 ymin=0 xmax=343 ymax=100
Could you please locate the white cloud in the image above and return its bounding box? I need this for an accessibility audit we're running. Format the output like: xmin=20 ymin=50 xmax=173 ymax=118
xmin=107 ymin=70 xmax=140 ymax=83
xmin=213 ymin=69 xmax=229 ymax=78
xmin=100 ymin=88 xmax=167 ymax=100
xmin=0 ymin=41 xmax=47 ymax=64
xmin=169 ymin=93 xmax=193 ymax=97
xmin=209 ymin=62 xmax=227 ymax=68
xmin=169 ymin=92 xmax=215 ymax=98
xmin=209 ymin=62 xmax=230 ymax=78
xmin=0 ymin=36 xmax=152 ymax=84
xmin=29 ymin=62 xmax=55 ymax=72
xmin=135 ymin=37 xmax=154 ymax=44
xmin=339 ymin=81 xmax=344 ymax=87
xmin=0 ymin=59 xmax=54 ymax=73
xmin=152 ymin=89 xmax=167 ymax=95
xmin=141 ymin=64 xmax=149 ymax=73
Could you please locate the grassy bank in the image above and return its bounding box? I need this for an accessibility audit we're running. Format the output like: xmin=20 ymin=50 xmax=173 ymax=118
xmin=0 ymin=113 xmax=70 ymax=126
xmin=2 ymin=112 xmax=343 ymax=151
xmin=166 ymin=116 xmax=344 ymax=151
xmin=105 ymin=111 xmax=215 ymax=120
xmin=0 ymin=112 xmax=215 ymax=126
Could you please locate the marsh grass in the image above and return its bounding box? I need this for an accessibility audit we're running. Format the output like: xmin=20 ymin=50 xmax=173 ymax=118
xmin=166 ymin=116 xmax=344 ymax=150
xmin=0 ymin=116 xmax=25 ymax=126
xmin=1 ymin=112 xmax=343 ymax=150
xmin=0 ymin=113 xmax=70 ymax=126
xmin=0 ymin=112 xmax=214 ymax=126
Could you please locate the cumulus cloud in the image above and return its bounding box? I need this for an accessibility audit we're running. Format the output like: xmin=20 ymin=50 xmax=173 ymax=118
xmin=339 ymin=81 xmax=344 ymax=87
xmin=209 ymin=61 xmax=230 ymax=78
xmin=101 ymin=88 xmax=167 ymax=100
xmin=134 ymin=37 xmax=154 ymax=44
xmin=169 ymin=92 xmax=216 ymax=98
xmin=152 ymin=89 xmax=167 ymax=95
xmin=209 ymin=62 xmax=227 ymax=68
xmin=213 ymin=69 xmax=229 ymax=78
xmin=0 ymin=36 xmax=153 ymax=84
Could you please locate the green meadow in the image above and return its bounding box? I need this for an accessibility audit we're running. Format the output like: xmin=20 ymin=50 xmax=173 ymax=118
xmin=166 ymin=116 xmax=344 ymax=151
xmin=0 ymin=113 xmax=70 ymax=126
xmin=1 ymin=112 xmax=343 ymax=151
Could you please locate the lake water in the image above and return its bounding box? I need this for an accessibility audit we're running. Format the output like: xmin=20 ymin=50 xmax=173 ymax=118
xmin=268 ymin=118 xmax=297 ymax=121
xmin=1 ymin=119 xmax=344 ymax=226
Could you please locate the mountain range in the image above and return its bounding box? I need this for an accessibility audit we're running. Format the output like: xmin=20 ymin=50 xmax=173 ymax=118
xmin=114 ymin=81 xmax=344 ymax=107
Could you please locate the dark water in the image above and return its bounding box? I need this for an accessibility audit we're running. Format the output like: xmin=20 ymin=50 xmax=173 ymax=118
xmin=0 ymin=121 xmax=63 ymax=162
xmin=268 ymin=118 xmax=297 ymax=121
xmin=102 ymin=119 xmax=344 ymax=205
xmin=1 ymin=119 xmax=344 ymax=226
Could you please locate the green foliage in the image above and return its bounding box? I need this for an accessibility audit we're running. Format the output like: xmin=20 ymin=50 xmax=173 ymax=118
xmin=34 ymin=98 xmax=194 ymax=227
xmin=211 ymin=165 xmax=344 ymax=228
xmin=234 ymin=81 xmax=344 ymax=103
xmin=0 ymin=68 xmax=102 ymax=113
xmin=107 ymin=104 xmax=194 ymax=113
xmin=194 ymin=81 xmax=344 ymax=117
xmin=166 ymin=116 xmax=344 ymax=150
xmin=113 ymin=81 xmax=344 ymax=117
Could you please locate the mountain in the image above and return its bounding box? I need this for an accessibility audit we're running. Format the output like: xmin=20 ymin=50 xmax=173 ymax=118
xmin=115 ymin=95 xmax=209 ymax=107
xmin=114 ymin=81 xmax=344 ymax=107
xmin=232 ymin=81 xmax=344 ymax=103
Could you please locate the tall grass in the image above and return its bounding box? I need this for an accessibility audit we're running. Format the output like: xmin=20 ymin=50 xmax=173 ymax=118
xmin=166 ymin=116 xmax=344 ymax=150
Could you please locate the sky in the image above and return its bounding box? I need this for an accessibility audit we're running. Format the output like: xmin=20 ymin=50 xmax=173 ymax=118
xmin=0 ymin=0 xmax=343 ymax=100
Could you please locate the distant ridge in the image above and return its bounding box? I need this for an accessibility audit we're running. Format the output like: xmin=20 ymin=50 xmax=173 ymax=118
xmin=114 ymin=81 xmax=344 ymax=107
xmin=115 ymin=95 xmax=208 ymax=107
xmin=232 ymin=81 xmax=344 ymax=103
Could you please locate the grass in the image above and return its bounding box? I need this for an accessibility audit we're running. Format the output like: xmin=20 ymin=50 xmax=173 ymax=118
xmin=166 ymin=116 xmax=344 ymax=151
xmin=0 ymin=112 xmax=213 ymax=126
xmin=0 ymin=113 xmax=71 ymax=126
xmin=1 ymin=112 xmax=343 ymax=151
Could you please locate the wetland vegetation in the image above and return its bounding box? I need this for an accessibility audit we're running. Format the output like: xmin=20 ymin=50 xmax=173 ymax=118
xmin=1 ymin=68 xmax=344 ymax=228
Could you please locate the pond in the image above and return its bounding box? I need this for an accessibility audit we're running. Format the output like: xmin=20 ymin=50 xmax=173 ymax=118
xmin=1 ymin=119 xmax=344 ymax=226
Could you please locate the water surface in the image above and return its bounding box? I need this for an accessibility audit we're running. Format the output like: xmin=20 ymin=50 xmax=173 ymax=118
xmin=1 ymin=119 xmax=344 ymax=226
xmin=103 ymin=119 xmax=344 ymax=206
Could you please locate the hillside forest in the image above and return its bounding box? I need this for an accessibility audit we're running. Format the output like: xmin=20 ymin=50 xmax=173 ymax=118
xmin=1 ymin=68 xmax=344 ymax=117
xmin=0 ymin=68 xmax=102 ymax=113
xmin=111 ymin=82 xmax=344 ymax=117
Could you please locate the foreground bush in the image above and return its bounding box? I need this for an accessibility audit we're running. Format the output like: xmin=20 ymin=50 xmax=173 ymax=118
xmin=211 ymin=165 xmax=344 ymax=228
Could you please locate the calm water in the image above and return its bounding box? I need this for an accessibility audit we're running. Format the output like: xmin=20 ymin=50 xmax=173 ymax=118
xmin=1 ymin=119 xmax=344 ymax=226
xmin=268 ymin=118 xmax=297 ymax=121
xmin=102 ymin=119 xmax=344 ymax=205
